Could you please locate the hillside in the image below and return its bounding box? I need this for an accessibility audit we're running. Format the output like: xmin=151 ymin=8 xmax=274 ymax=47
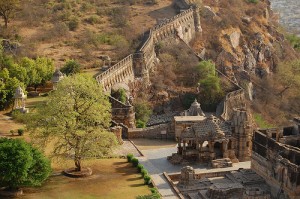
xmin=1 ymin=0 xmax=300 ymax=126
xmin=1 ymin=0 xmax=175 ymax=68
xmin=189 ymin=0 xmax=300 ymax=125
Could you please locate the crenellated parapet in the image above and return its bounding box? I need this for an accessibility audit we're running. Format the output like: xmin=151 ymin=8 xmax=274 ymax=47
xmin=95 ymin=0 xmax=202 ymax=92
xmin=96 ymin=54 xmax=135 ymax=92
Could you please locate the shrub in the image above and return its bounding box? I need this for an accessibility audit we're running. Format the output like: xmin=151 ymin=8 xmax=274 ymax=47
xmin=61 ymin=59 xmax=81 ymax=76
xmin=134 ymin=101 xmax=152 ymax=126
xmin=68 ymin=18 xmax=79 ymax=31
xmin=131 ymin=158 xmax=139 ymax=167
xmin=137 ymin=163 xmax=144 ymax=172
xmin=10 ymin=130 xmax=14 ymax=136
xmin=0 ymin=138 xmax=51 ymax=189
xmin=286 ymin=34 xmax=300 ymax=51
xmin=137 ymin=188 xmax=161 ymax=199
xmin=136 ymin=119 xmax=146 ymax=128
xmin=18 ymin=129 xmax=24 ymax=136
xmin=127 ymin=153 xmax=134 ymax=162
xmin=247 ymin=0 xmax=258 ymax=3
xmin=141 ymin=168 xmax=148 ymax=177
xmin=144 ymin=175 xmax=151 ymax=185
xmin=85 ymin=15 xmax=101 ymax=25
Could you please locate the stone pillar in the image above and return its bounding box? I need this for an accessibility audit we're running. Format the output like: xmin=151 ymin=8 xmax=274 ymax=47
xmin=222 ymin=140 xmax=229 ymax=158
xmin=193 ymin=5 xmax=202 ymax=33
xmin=209 ymin=141 xmax=215 ymax=160
xmin=179 ymin=166 xmax=196 ymax=187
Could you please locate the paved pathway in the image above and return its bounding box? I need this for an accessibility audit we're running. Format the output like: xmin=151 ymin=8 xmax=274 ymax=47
xmin=137 ymin=145 xmax=251 ymax=199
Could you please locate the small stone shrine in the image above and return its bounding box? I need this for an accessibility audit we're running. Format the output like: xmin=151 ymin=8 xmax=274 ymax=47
xmin=13 ymin=86 xmax=28 ymax=113
xmin=51 ymin=69 xmax=64 ymax=90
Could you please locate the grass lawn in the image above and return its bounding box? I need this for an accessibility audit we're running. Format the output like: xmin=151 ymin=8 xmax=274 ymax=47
xmin=1 ymin=96 xmax=153 ymax=199
xmin=26 ymin=95 xmax=49 ymax=109
xmin=22 ymin=158 xmax=150 ymax=199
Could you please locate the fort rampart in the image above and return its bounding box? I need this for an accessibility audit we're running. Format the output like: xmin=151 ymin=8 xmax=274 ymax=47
xmin=95 ymin=0 xmax=201 ymax=92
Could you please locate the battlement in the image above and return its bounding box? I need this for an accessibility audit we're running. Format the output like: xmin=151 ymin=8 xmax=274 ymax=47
xmin=95 ymin=0 xmax=201 ymax=91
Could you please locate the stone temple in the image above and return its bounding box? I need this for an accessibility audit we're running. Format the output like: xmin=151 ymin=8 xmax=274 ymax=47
xmin=170 ymin=99 xmax=253 ymax=167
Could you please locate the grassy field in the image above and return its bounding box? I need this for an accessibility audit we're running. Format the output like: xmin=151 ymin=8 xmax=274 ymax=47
xmin=1 ymin=96 xmax=151 ymax=199
xmin=22 ymin=159 xmax=150 ymax=199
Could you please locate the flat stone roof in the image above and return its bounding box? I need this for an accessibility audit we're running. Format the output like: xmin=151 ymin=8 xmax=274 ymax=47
xmin=174 ymin=116 xmax=206 ymax=122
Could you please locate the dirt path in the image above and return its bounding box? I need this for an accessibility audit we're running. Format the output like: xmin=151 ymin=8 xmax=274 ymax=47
xmin=0 ymin=113 xmax=24 ymax=137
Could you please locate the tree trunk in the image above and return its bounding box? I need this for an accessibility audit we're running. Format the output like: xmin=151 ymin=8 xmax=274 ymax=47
xmin=74 ymin=157 xmax=81 ymax=171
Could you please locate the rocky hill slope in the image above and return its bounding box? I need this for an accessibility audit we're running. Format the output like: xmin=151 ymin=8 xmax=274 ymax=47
xmin=189 ymin=0 xmax=300 ymax=125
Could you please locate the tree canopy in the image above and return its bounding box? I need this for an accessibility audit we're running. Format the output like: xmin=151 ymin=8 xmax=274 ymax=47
xmin=0 ymin=138 xmax=51 ymax=189
xmin=134 ymin=100 xmax=152 ymax=128
xmin=60 ymin=59 xmax=81 ymax=76
xmin=0 ymin=47 xmax=54 ymax=109
xmin=197 ymin=60 xmax=223 ymax=111
xmin=27 ymin=74 xmax=117 ymax=171
xmin=0 ymin=0 xmax=19 ymax=28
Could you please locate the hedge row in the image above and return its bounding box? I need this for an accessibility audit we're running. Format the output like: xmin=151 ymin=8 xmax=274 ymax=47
xmin=126 ymin=153 xmax=151 ymax=185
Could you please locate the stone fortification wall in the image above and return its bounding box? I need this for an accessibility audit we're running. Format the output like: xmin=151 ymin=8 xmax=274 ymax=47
xmin=109 ymin=96 xmax=135 ymax=128
xmin=127 ymin=123 xmax=174 ymax=139
xmin=152 ymin=8 xmax=196 ymax=44
xmin=252 ymin=130 xmax=300 ymax=199
xmin=96 ymin=54 xmax=134 ymax=91
xmin=218 ymin=89 xmax=246 ymax=121
xmin=96 ymin=0 xmax=201 ymax=91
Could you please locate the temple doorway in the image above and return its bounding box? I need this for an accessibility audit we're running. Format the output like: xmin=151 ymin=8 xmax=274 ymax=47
xmin=214 ymin=142 xmax=223 ymax=159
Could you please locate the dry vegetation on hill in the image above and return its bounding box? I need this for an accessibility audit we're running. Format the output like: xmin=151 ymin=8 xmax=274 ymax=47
xmin=1 ymin=0 xmax=299 ymax=126
xmin=192 ymin=0 xmax=300 ymax=125
xmin=0 ymin=0 xmax=174 ymax=68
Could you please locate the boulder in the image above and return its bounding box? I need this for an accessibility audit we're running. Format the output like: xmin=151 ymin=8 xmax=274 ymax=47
xmin=229 ymin=31 xmax=241 ymax=49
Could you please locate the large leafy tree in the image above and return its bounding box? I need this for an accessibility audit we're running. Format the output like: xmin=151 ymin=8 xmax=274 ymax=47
xmin=0 ymin=0 xmax=19 ymax=28
xmin=0 ymin=138 xmax=51 ymax=190
xmin=27 ymin=74 xmax=117 ymax=171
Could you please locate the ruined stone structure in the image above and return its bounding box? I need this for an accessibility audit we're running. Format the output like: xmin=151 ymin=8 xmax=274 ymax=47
xmin=95 ymin=0 xmax=201 ymax=92
xmin=170 ymin=84 xmax=253 ymax=164
xmin=109 ymin=96 xmax=135 ymax=128
xmin=51 ymin=69 xmax=64 ymax=90
xmin=110 ymin=126 xmax=124 ymax=145
xmin=172 ymin=108 xmax=252 ymax=164
xmin=251 ymin=118 xmax=300 ymax=199
xmin=169 ymin=167 xmax=271 ymax=199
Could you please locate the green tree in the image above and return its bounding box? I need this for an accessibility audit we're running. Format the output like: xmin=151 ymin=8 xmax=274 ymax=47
xmin=61 ymin=59 xmax=81 ymax=76
xmin=134 ymin=100 xmax=152 ymax=126
xmin=0 ymin=0 xmax=19 ymax=28
xmin=27 ymin=74 xmax=117 ymax=171
xmin=196 ymin=60 xmax=216 ymax=79
xmin=0 ymin=75 xmax=24 ymax=110
xmin=0 ymin=138 xmax=51 ymax=190
xmin=8 ymin=57 xmax=54 ymax=90
xmin=276 ymin=60 xmax=300 ymax=97
xmin=197 ymin=61 xmax=223 ymax=110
